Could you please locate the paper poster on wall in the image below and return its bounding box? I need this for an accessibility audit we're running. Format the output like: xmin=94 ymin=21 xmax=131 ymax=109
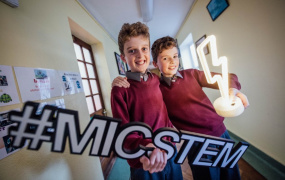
xmin=36 ymin=98 xmax=65 ymax=115
xmin=14 ymin=67 xmax=64 ymax=102
xmin=0 ymin=65 xmax=20 ymax=106
xmin=34 ymin=99 xmax=65 ymax=133
xmin=47 ymin=98 xmax=65 ymax=109
xmin=0 ymin=110 xmax=27 ymax=160
xmin=58 ymin=71 xmax=84 ymax=95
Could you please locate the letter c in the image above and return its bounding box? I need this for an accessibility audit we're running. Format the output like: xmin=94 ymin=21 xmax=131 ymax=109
xmin=115 ymin=123 xmax=152 ymax=159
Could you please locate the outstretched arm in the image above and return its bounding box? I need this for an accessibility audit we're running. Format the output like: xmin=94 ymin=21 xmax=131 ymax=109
xmin=112 ymin=76 xmax=130 ymax=88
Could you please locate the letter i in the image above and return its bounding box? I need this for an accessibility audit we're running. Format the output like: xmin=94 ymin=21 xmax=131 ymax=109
xmin=100 ymin=121 xmax=120 ymax=156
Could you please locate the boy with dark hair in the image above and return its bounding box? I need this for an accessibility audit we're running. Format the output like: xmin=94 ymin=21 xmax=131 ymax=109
xmin=111 ymin=23 xmax=183 ymax=180
xmin=113 ymin=36 xmax=249 ymax=180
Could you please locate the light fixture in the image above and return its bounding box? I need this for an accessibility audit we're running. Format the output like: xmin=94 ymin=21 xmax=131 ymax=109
xmin=139 ymin=0 xmax=153 ymax=22
xmin=197 ymin=35 xmax=244 ymax=117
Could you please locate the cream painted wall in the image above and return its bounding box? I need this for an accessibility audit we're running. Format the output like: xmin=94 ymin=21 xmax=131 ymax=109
xmin=0 ymin=0 xmax=121 ymax=179
xmin=177 ymin=0 xmax=285 ymax=165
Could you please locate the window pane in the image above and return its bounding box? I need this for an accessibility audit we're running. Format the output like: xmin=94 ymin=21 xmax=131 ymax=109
xmin=87 ymin=64 xmax=95 ymax=78
xmin=83 ymin=48 xmax=92 ymax=63
xmin=78 ymin=62 xmax=87 ymax=78
xmin=86 ymin=97 xmax=95 ymax=114
xmin=73 ymin=43 xmax=83 ymax=60
xmin=82 ymin=80 xmax=91 ymax=96
xmin=90 ymin=80 xmax=98 ymax=94
xmin=94 ymin=95 xmax=102 ymax=111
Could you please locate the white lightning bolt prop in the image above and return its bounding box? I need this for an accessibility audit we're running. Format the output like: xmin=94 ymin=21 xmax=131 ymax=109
xmin=197 ymin=35 xmax=244 ymax=117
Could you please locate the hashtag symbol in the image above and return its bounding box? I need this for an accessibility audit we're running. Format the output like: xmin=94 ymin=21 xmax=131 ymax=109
xmin=8 ymin=102 xmax=55 ymax=150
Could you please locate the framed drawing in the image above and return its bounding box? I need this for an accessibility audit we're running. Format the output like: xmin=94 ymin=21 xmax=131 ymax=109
xmin=114 ymin=52 xmax=126 ymax=75
xmin=207 ymin=0 xmax=229 ymax=21
xmin=195 ymin=35 xmax=209 ymax=55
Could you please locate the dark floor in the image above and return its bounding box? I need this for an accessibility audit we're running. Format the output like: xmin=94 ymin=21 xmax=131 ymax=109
xmin=238 ymin=158 xmax=266 ymax=180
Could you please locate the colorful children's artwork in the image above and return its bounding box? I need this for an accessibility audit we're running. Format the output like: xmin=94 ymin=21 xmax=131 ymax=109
xmin=114 ymin=52 xmax=126 ymax=75
xmin=35 ymin=99 xmax=65 ymax=115
xmin=14 ymin=67 xmax=64 ymax=102
xmin=0 ymin=110 xmax=27 ymax=160
xmin=0 ymin=76 xmax=8 ymax=86
xmin=0 ymin=65 xmax=20 ymax=106
xmin=32 ymin=99 xmax=65 ymax=133
xmin=47 ymin=98 xmax=65 ymax=110
xmin=58 ymin=71 xmax=84 ymax=95
xmin=0 ymin=100 xmax=65 ymax=160
xmin=34 ymin=69 xmax=48 ymax=79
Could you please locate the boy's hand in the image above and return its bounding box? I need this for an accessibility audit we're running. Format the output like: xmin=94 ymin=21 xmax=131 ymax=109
xmin=112 ymin=76 xmax=130 ymax=88
xmin=139 ymin=143 xmax=167 ymax=173
xmin=229 ymin=88 xmax=250 ymax=108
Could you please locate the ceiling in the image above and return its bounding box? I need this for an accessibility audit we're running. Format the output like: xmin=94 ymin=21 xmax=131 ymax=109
xmin=77 ymin=0 xmax=195 ymax=47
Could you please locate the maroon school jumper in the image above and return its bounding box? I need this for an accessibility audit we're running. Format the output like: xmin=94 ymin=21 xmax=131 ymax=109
xmin=111 ymin=70 xmax=174 ymax=168
xmin=159 ymin=69 xmax=241 ymax=137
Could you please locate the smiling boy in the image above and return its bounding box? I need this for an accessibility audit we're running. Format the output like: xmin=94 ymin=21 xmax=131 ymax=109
xmin=151 ymin=36 xmax=249 ymax=180
xmin=111 ymin=23 xmax=182 ymax=180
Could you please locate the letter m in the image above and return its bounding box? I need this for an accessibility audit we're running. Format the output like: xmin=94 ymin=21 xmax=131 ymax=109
xmin=213 ymin=142 xmax=249 ymax=168
xmin=51 ymin=110 xmax=107 ymax=155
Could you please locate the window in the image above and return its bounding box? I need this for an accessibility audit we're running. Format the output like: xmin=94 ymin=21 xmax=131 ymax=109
xmin=72 ymin=36 xmax=105 ymax=116
xmin=179 ymin=33 xmax=199 ymax=70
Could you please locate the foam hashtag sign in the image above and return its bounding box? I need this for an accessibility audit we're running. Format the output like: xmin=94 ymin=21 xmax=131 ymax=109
xmin=8 ymin=102 xmax=57 ymax=150
xmin=7 ymin=101 xmax=249 ymax=168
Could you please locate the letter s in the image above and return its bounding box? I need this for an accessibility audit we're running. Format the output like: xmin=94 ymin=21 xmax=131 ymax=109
xmin=153 ymin=128 xmax=180 ymax=160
